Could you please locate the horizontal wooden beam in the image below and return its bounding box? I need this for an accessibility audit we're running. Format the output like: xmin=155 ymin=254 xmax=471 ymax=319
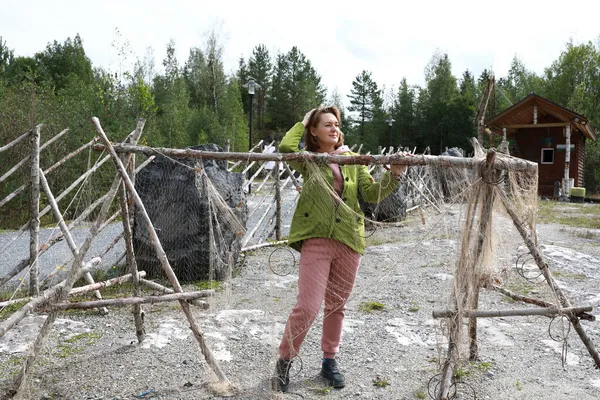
xmin=93 ymin=144 xmax=539 ymax=173
xmin=432 ymin=306 xmax=593 ymax=319
xmin=501 ymin=122 xmax=569 ymax=129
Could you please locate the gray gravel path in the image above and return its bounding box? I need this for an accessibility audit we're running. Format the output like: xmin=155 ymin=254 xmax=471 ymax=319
xmin=1 ymin=203 xmax=600 ymax=400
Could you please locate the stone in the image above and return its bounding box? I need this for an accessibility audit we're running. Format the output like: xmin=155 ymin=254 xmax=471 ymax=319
xmin=133 ymin=144 xmax=247 ymax=281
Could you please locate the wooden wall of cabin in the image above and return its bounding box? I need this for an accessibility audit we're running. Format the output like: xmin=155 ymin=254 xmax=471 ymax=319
xmin=514 ymin=126 xmax=581 ymax=197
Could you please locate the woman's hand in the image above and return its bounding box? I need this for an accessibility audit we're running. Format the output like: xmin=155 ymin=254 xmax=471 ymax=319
xmin=389 ymin=151 xmax=411 ymax=179
xmin=302 ymin=109 xmax=317 ymax=127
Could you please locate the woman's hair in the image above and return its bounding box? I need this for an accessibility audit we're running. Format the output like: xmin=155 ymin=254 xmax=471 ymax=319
xmin=303 ymin=106 xmax=345 ymax=152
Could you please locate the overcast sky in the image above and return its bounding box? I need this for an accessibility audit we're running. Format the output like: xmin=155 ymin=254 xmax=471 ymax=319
xmin=3 ymin=0 xmax=600 ymax=106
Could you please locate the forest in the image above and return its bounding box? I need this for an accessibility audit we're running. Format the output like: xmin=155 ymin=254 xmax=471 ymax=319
xmin=0 ymin=30 xmax=599 ymax=227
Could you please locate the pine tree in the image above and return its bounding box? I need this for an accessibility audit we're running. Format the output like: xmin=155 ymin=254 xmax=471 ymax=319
xmin=248 ymin=44 xmax=272 ymax=129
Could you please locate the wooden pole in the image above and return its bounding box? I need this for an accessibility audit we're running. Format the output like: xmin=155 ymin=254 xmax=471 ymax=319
xmin=0 ymin=272 xmax=146 ymax=308
xmin=48 ymin=290 xmax=213 ymax=310
xmin=497 ymin=186 xmax=600 ymax=369
xmin=96 ymin=143 xmax=538 ymax=173
xmin=0 ymin=139 xmax=96 ymax=209
xmin=275 ymin=142 xmax=282 ymax=241
xmin=92 ymin=117 xmax=231 ymax=386
xmin=0 ymin=128 xmax=67 ymax=185
xmin=120 ymin=118 xmax=146 ymax=343
xmin=433 ymin=306 xmax=593 ymax=319
xmin=468 ymin=150 xmax=497 ymax=361
xmin=0 ymin=130 xmax=31 ymax=153
xmin=69 ymin=272 xmax=146 ymax=295
xmin=138 ymin=279 xmax=210 ymax=309
xmin=28 ymin=125 xmax=41 ymax=296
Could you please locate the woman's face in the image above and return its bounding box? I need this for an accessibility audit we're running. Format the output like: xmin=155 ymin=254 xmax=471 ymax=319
xmin=311 ymin=112 xmax=340 ymax=151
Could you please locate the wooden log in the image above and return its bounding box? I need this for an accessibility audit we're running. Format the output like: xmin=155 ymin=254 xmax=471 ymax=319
xmin=0 ymin=139 xmax=96 ymax=209
xmin=227 ymin=139 xmax=264 ymax=171
xmin=0 ymin=271 xmax=148 ymax=307
xmin=28 ymin=125 xmax=41 ymax=296
xmin=92 ymin=117 xmax=231 ymax=386
xmin=497 ymin=186 xmax=600 ymax=369
xmin=0 ymin=128 xmax=68 ymax=185
xmin=468 ymin=150 xmax=497 ymax=361
xmin=38 ymin=169 xmax=109 ymax=315
xmin=96 ymin=143 xmax=538 ymax=172
xmin=433 ymin=306 xmax=593 ymax=319
xmin=241 ymin=240 xmax=288 ymax=252
xmin=120 ymin=118 xmax=147 ymax=342
xmin=137 ymin=279 xmax=209 ymax=309
xmin=0 ymin=130 xmax=31 ymax=153
xmin=70 ymin=271 xmax=147 ymax=295
xmin=491 ymin=285 xmax=554 ymax=308
xmin=49 ymin=290 xmax=214 ymax=310
xmin=275 ymin=145 xmax=282 ymax=241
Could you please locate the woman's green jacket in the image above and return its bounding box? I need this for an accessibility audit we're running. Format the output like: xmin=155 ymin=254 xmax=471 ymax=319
xmin=279 ymin=122 xmax=399 ymax=255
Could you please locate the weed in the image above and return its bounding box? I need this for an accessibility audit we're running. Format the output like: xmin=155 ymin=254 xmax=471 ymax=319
xmin=516 ymin=380 xmax=524 ymax=390
xmin=373 ymin=375 xmax=390 ymax=388
xmin=408 ymin=301 xmax=420 ymax=312
xmin=359 ymin=300 xmax=385 ymax=313
xmin=414 ymin=390 xmax=426 ymax=399
xmin=551 ymin=270 xmax=588 ymax=280
xmin=453 ymin=367 xmax=471 ymax=380
xmin=193 ymin=280 xmax=223 ymax=291
xmin=0 ymin=300 xmax=28 ymax=320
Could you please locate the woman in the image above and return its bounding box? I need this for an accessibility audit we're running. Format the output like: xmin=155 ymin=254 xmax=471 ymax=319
xmin=272 ymin=106 xmax=407 ymax=392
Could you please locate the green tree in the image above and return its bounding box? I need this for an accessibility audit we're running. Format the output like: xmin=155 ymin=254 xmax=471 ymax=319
xmin=248 ymin=44 xmax=272 ymax=129
xmin=393 ymin=78 xmax=416 ymax=149
xmin=35 ymin=34 xmax=94 ymax=91
xmin=347 ymin=70 xmax=380 ymax=143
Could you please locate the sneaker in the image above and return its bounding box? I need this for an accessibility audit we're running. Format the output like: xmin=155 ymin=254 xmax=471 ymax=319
xmin=321 ymin=358 xmax=345 ymax=388
xmin=271 ymin=358 xmax=293 ymax=392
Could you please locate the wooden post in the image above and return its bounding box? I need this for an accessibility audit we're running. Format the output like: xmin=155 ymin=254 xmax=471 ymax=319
xmin=120 ymin=118 xmax=146 ymax=343
xmin=29 ymin=125 xmax=41 ymax=296
xmin=563 ymin=124 xmax=571 ymax=197
xmin=92 ymin=117 xmax=231 ymax=387
xmin=497 ymin=186 xmax=600 ymax=369
xmin=275 ymin=142 xmax=282 ymax=241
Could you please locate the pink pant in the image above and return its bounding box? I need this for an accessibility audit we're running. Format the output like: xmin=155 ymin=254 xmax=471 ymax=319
xmin=279 ymin=238 xmax=361 ymax=360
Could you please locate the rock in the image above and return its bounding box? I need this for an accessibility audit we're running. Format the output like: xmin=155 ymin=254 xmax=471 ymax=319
xmin=360 ymin=168 xmax=407 ymax=223
xmin=133 ymin=144 xmax=247 ymax=281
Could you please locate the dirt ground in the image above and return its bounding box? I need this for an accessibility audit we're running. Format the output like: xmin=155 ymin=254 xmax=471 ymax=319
xmin=1 ymin=201 xmax=600 ymax=400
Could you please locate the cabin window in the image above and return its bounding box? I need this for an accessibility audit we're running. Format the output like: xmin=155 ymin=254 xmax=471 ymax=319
xmin=541 ymin=148 xmax=554 ymax=164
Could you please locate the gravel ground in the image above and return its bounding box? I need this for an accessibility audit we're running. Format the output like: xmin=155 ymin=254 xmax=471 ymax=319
xmin=1 ymin=202 xmax=600 ymax=400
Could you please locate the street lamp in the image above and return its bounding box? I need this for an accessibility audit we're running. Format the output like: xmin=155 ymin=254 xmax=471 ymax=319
xmin=385 ymin=116 xmax=395 ymax=149
xmin=243 ymin=77 xmax=261 ymax=194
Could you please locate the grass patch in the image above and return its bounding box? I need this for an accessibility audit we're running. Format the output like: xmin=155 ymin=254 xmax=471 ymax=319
xmin=359 ymin=300 xmax=385 ymax=313
xmin=0 ymin=299 xmax=28 ymax=320
xmin=193 ymin=280 xmax=223 ymax=291
xmin=551 ymin=270 xmax=588 ymax=280
xmin=56 ymin=331 xmax=102 ymax=358
xmin=408 ymin=301 xmax=420 ymax=312
xmin=538 ymin=201 xmax=600 ymax=229
xmin=373 ymin=375 xmax=390 ymax=388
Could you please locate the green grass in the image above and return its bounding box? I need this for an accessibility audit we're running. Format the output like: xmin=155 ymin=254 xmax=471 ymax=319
xmin=0 ymin=299 xmax=28 ymax=320
xmin=359 ymin=300 xmax=385 ymax=313
xmin=538 ymin=201 xmax=600 ymax=229
xmin=551 ymin=270 xmax=588 ymax=280
xmin=373 ymin=375 xmax=391 ymax=388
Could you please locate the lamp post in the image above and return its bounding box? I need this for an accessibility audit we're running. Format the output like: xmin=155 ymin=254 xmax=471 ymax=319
xmin=243 ymin=77 xmax=261 ymax=194
xmin=385 ymin=116 xmax=395 ymax=149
